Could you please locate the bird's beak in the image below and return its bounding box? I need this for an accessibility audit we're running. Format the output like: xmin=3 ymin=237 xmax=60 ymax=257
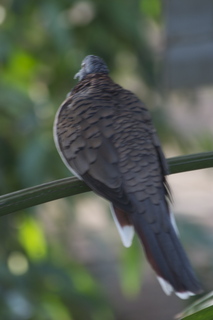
xmin=74 ymin=71 xmax=80 ymax=80
xmin=74 ymin=69 xmax=84 ymax=81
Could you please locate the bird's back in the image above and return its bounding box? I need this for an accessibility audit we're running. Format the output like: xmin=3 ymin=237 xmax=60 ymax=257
xmin=54 ymin=71 xmax=202 ymax=298
xmin=56 ymin=73 xmax=167 ymax=206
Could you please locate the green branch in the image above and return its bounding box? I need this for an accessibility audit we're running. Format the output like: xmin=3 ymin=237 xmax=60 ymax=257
xmin=0 ymin=151 xmax=212 ymax=217
xmin=168 ymin=151 xmax=213 ymax=174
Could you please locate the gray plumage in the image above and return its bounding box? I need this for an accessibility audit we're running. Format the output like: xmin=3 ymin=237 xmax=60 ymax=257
xmin=74 ymin=55 xmax=109 ymax=81
xmin=54 ymin=55 xmax=202 ymax=298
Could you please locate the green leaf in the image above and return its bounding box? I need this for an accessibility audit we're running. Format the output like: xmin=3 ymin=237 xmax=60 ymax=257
xmin=42 ymin=293 xmax=73 ymax=320
xmin=4 ymin=50 xmax=37 ymax=90
xmin=177 ymin=292 xmax=213 ymax=320
xmin=182 ymin=306 xmax=213 ymax=320
xmin=18 ymin=215 xmax=47 ymax=261
xmin=0 ymin=152 xmax=212 ymax=216
xmin=140 ymin=0 xmax=161 ymax=20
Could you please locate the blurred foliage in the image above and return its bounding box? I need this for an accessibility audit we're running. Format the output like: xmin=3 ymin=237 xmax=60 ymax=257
xmin=119 ymin=237 xmax=144 ymax=297
xmin=0 ymin=0 xmax=212 ymax=319
xmin=0 ymin=0 xmax=161 ymax=194
xmin=141 ymin=0 xmax=161 ymax=21
xmin=0 ymin=213 xmax=113 ymax=320
xmin=0 ymin=0 xmax=159 ymax=319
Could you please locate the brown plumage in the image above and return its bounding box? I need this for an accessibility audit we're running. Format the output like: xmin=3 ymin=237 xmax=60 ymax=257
xmin=54 ymin=55 xmax=202 ymax=299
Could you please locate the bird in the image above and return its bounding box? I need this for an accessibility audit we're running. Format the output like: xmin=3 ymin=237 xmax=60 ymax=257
xmin=54 ymin=55 xmax=202 ymax=299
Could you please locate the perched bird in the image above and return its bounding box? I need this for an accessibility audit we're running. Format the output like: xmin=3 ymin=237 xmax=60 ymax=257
xmin=54 ymin=55 xmax=202 ymax=299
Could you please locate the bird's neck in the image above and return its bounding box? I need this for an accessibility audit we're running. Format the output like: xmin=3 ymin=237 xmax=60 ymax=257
xmin=72 ymin=73 xmax=113 ymax=94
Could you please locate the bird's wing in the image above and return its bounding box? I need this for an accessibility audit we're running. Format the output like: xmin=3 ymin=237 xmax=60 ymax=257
xmin=55 ymin=93 xmax=125 ymax=196
xmin=55 ymin=84 xmax=172 ymax=240
xmin=54 ymin=81 xmax=202 ymax=298
xmin=54 ymin=91 xmax=136 ymax=247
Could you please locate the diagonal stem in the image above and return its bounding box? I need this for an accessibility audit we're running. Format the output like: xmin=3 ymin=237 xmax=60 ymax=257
xmin=0 ymin=151 xmax=212 ymax=217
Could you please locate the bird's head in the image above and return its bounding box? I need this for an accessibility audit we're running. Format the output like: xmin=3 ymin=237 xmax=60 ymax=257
xmin=74 ymin=55 xmax=109 ymax=81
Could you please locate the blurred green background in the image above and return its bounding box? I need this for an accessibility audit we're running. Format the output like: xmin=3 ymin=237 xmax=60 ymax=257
xmin=0 ymin=0 xmax=213 ymax=319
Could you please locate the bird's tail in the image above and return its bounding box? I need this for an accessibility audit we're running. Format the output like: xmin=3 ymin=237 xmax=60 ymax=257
xmin=112 ymin=202 xmax=203 ymax=299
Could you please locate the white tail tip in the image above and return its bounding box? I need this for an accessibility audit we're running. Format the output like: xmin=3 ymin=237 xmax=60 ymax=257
xmin=157 ymin=276 xmax=195 ymax=299
xmin=110 ymin=204 xmax=134 ymax=247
